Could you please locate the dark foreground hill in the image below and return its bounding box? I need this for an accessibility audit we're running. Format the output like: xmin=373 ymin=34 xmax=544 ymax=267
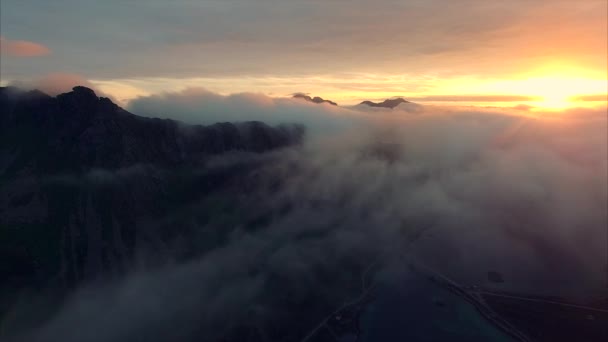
xmin=1 ymin=87 xmax=352 ymax=342
xmin=0 ymin=86 xmax=304 ymax=172
xmin=0 ymin=85 xmax=305 ymax=284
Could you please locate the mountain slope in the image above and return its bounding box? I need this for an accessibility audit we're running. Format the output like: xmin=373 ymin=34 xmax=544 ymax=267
xmin=0 ymin=86 xmax=304 ymax=289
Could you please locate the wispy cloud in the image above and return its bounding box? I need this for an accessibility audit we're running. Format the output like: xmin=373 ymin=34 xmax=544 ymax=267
xmin=406 ymin=95 xmax=539 ymax=102
xmin=570 ymin=94 xmax=608 ymax=102
xmin=0 ymin=36 xmax=50 ymax=57
xmin=0 ymin=1 xmax=605 ymax=81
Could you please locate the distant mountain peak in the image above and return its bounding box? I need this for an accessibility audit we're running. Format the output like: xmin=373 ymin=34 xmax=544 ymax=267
xmin=359 ymin=97 xmax=410 ymax=109
xmin=293 ymin=93 xmax=337 ymax=106
xmin=72 ymin=85 xmax=97 ymax=96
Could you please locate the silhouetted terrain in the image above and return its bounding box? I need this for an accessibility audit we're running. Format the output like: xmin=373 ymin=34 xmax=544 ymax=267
xmin=1 ymin=87 xmax=345 ymax=342
xmin=359 ymin=98 xmax=410 ymax=109
xmin=0 ymin=86 xmax=304 ymax=171
xmin=292 ymin=93 xmax=338 ymax=106
xmin=0 ymin=86 xmax=304 ymax=280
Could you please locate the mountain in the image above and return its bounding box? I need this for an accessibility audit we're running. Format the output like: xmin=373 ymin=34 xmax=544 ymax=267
xmin=0 ymin=87 xmax=384 ymax=342
xmin=0 ymin=86 xmax=380 ymax=342
xmin=359 ymin=97 xmax=410 ymax=109
xmin=0 ymin=85 xmax=304 ymax=291
xmin=292 ymin=93 xmax=337 ymax=106
xmin=1 ymin=86 xmax=304 ymax=172
xmin=0 ymin=86 xmax=385 ymax=342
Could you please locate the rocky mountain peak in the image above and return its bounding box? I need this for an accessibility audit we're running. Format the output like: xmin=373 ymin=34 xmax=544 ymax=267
xmin=72 ymin=85 xmax=97 ymax=97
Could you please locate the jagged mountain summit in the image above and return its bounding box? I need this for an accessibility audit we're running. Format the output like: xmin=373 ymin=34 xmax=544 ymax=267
xmin=0 ymin=86 xmax=304 ymax=171
xmin=359 ymin=97 xmax=410 ymax=109
xmin=292 ymin=93 xmax=338 ymax=106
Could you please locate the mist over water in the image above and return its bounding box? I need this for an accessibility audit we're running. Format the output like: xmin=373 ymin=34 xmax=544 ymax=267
xmin=12 ymin=90 xmax=608 ymax=341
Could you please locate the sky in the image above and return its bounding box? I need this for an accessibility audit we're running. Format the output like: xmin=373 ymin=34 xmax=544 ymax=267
xmin=1 ymin=0 xmax=607 ymax=106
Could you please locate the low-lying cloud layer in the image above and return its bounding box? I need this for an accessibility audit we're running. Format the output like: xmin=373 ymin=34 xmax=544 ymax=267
xmin=127 ymin=88 xmax=608 ymax=290
xmin=10 ymin=89 xmax=608 ymax=341
xmin=127 ymin=87 xmax=368 ymax=135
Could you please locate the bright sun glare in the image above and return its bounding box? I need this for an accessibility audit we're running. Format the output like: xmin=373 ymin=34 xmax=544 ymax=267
xmin=451 ymin=62 xmax=607 ymax=110
xmin=478 ymin=76 xmax=607 ymax=109
xmin=520 ymin=78 xmax=604 ymax=109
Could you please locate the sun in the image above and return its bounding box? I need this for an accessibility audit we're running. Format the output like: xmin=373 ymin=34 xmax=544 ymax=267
xmin=530 ymin=77 xmax=608 ymax=109
xmin=527 ymin=78 xmax=580 ymax=109
xmin=537 ymin=94 xmax=570 ymax=109
xmin=503 ymin=77 xmax=606 ymax=109
xmin=469 ymin=76 xmax=607 ymax=109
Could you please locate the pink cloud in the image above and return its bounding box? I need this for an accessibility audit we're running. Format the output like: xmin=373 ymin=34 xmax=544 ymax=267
xmin=0 ymin=36 xmax=50 ymax=57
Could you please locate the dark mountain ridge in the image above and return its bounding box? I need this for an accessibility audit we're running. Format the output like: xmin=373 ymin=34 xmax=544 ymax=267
xmin=1 ymin=86 xmax=304 ymax=172
xmin=292 ymin=93 xmax=338 ymax=106
xmin=359 ymin=97 xmax=410 ymax=109
xmin=0 ymin=86 xmax=304 ymax=293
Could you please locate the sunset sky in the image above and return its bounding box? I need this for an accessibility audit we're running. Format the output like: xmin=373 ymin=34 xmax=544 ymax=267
xmin=1 ymin=0 xmax=607 ymax=107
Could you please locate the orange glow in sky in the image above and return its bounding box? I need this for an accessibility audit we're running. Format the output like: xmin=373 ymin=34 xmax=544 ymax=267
xmin=1 ymin=1 xmax=606 ymax=109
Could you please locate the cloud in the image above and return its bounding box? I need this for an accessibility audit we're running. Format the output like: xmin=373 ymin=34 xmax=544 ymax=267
xmin=0 ymin=36 xmax=50 ymax=57
xmin=406 ymin=95 xmax=539 ymax=102
xmin=125 ymin=90 xmax=608 ymax=293
xmin=127 ymin=87 xmax=367 ymax=135
xmin=570 ymin=94 xmax=608 ymax=102
xmin=5 ymin=88 xmax=605 ymax=341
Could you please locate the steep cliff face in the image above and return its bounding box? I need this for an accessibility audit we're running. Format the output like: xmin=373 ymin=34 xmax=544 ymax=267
xmin=0 ymin=86 xmax=304 ymax=292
